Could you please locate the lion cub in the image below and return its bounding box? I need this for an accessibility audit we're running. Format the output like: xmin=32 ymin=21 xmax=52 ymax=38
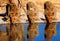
xmin=6 ymin=3 xmax=20 ymax=23
xmin=26 ymin=2 xmax=40 ymax=24
xmin=44 ymin=1 xmax=56 ymax=23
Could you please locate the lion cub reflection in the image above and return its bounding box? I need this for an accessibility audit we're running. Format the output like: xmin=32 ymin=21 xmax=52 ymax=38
xmin=27 ymin=24 xmax=39 ymax=41
xmin=10 ymin=24 xmax=24 ymax=41
xmin=44 ymin=23 xmax=57 ymax=41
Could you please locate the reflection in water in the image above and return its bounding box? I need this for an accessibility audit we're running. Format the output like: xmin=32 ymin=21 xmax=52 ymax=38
xmin=9 ymin=24 xmax=24 ymax=41
xmin=44 ymin=23 xmax=57 ymax=41
xmin=0 ymin=31 xmax=9 ymax=41
xmin=6 ymin=24 xmax=10 ymax=35
xmin=0 ymin=24 xmax=24 ymax=41
xmin=27 ymin=24 xmax=39 ymax=41
xmin=0 ymin=23 xmax=59 ymax=41
xmin=0 ymin=24 xmax=9 ymax=41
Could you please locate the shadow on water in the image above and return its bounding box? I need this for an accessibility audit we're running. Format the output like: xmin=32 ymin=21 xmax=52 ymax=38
xmin=0 ymin=23 xmax=60 ymax=41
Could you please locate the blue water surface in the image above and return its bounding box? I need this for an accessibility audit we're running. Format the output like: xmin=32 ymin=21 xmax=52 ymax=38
xmin=0 ymin=23 xmax=60 ymax=41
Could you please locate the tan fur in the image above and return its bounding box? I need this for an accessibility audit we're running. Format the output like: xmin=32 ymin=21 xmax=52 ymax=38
xmin=27 ymin=2 xmax=39 ymax=23
xmin=9 ymin=0 xmax=20 ymax=7
xmin=44 ymin=1 xmax=56 ymax=23
xmin=0 ymin=0 xmax=9 ymax=13
xmin=6 ymin=3 xmax=20 ymax=23
xmin=0 ymin=0 xmax=8 ymax=6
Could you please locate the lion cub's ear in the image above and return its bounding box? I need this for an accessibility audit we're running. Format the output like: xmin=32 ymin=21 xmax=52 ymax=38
xmin=26 ymin=2 xmax=36 ymax=10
